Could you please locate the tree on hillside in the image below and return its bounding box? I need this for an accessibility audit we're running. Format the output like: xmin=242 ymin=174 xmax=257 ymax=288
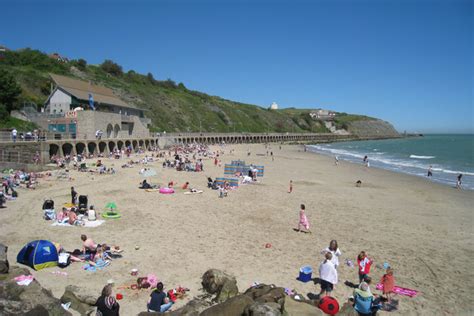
xmin=147 ymin=72 xmax=156 ymax=84
xmin=100 ymin=59 xmax=123 ymax=76
xmin=0 ymin=68 xmax=22 ymax=114
xmin=76 ymin=58 xmax=87 ymax=71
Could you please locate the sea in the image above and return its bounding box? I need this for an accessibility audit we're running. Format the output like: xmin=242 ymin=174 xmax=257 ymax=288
xmin=308 ymin=134 xmax=474 ymax=190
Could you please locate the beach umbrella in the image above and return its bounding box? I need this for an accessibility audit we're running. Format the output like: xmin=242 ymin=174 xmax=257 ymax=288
xmin=105 ymin=202 xmax=117 ymax=211
xmin=141 ymin=168 xmax=157 ymax=177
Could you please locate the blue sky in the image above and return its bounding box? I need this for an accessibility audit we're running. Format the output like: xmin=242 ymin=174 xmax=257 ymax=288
xmin=1 ymin=0 xmax=472 ymax=133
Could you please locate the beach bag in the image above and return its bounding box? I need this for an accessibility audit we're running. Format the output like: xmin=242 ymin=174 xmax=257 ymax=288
xmin=58 ymin=253 xmax=71 ymax=268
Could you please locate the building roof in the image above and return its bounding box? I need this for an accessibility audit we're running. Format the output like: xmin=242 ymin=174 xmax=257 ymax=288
xmin=49 ymin=73 xmax=137 ymax=109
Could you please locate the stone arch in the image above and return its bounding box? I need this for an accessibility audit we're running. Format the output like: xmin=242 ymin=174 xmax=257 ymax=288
xmin=132 ymin=140 xmax=138 ymax=150
xmin=76 ymin=143 xmax=86 ymax=155
xmin=99 ymin=142 xmax=107 ymax=154
xmin=117 ymin=141 xmax=124 ymax=150
xmin=62 ymin=143 xmax=73 ymax=156
xmin=87 ymin=142 xmax=97 ymax=155
xmin=145 ymin=140 xmax=150 ymax=149
xmin=106 ymin=124 xmax=113 ymax=138
xmin=49 ymin=144 xmax=60 ymax=157
xmin=114 ymin=124 xmax=120 ymax=138
xmin=108 ymin=141 xmax=116 ymax=152
xmin=125 ymin=140 xmax=131 ymax=148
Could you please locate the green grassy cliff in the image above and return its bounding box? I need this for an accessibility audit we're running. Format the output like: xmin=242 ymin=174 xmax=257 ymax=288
xmin=0 ymin=48 xmax=397 ymax=136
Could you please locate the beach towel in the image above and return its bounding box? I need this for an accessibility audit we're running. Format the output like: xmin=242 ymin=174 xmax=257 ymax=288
xmin=184 ymin=190 xmax=203 ymax=195
xmin=145 ymin=188 xmax=160 ymax=192
xmin=375 ymin=284 xmax=418 ymax=297
xmin=14 ymin=275 xmax=34 ymax=286
xmin=52 ymin=220 xmax=105 ymax=228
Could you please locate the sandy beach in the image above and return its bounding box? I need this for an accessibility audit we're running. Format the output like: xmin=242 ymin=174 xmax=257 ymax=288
xmin=1 ymin=144 xmax=473 ymax=315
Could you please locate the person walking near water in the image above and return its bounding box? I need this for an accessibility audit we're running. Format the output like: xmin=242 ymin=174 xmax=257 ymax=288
xmin=288 ymin=180 xmax=293 ymax=193
xmin=427 ymin=165 xmax=433 ymax=177
xmin=334 ymin=156 xmax=339 ymax=166
xmin=456 ymin=174 xmax=463 ymax=189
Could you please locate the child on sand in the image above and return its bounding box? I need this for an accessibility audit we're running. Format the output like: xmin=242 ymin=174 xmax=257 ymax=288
xmin=319 ymin=252 xmax=338 ymax=297
xmin=380 ymin=267 xmax=395 ymax=302
xmin=357 ymin=251 xmax=373 ymax=283
xmin=296 ymin=204 xmax=311 ymax=233
xmin=288 ymin=180 xmax=293 ymax=193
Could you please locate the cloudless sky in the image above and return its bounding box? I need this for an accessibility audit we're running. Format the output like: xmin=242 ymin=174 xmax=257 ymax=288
xmin=1 ymin=0 xmax=472 ymax=133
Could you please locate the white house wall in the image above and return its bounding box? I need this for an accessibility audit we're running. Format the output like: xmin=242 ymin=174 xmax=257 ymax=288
xmin=48 ymin=89 xmax=71 ymax=114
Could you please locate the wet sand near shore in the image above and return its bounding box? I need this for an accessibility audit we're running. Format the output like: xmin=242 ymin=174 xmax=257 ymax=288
xmin=0 ymin=144 xmax=473 ymax=315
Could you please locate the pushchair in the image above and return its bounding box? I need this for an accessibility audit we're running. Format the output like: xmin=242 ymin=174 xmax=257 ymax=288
xmin=78 ymin=195 xmax=88 ymax=214
xmin=0 ymin=193 xmax=5 ymax=208
xmin=42 ymin=199 xmax=55 ymax=220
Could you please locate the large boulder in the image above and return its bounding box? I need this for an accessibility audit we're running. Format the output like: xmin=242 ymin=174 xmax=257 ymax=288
xmin=0 ymin=243 xmax=9 ymax=274
xmin=60 ymin=285 xmax=97 ymax=315
xmin=244 ymin=302 xmax=282 ymax=316
xmin=0 ymin=265 xmax=72 ymax=315
xmin=244 ymin=284 xmax=286 ymax=307
xmin=201 ymin=269 xmax=238 ymax=303
xmin=168 ymin=298 xmax=212 ymax=316
xmin=200 ymin=294 xmax=254 ymax=316
xmin=283 ymin=296 xmax=323 ymax=316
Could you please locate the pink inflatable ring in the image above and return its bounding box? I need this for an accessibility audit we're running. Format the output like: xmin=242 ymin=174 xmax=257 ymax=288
xmin=159 ymin=187 xmax=175 ymax=194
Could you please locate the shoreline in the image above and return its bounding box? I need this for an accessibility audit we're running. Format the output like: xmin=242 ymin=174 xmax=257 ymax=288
xmin=0 ymin=143 xmax=472 ymax=315
xmin=305 ymin=136 xmax=473 ymax=191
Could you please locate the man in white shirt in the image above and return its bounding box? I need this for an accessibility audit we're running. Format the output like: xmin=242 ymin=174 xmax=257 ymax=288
xmin=11 ymin=129 xmax=17 ymax=142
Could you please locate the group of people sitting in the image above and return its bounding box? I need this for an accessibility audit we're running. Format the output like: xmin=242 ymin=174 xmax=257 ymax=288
xmin=95 ymin=281 xmax=180 ymax=315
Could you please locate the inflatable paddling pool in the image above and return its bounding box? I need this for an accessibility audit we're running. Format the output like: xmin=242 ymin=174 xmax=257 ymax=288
xmin=159 ymin=188 xmax=175 ymax=194
xmin=102 ymin=212 xmax=121 ymax=219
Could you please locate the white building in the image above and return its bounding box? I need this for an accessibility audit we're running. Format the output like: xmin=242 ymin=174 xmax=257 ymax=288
xmin=309 ymin=109 xmax=336 ymax=120
xmin=269 ymin=102 xmax=279 ymax=110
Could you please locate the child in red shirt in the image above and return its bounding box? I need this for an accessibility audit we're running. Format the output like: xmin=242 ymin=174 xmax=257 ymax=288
xmin=357 ymin=251 xmax=372 ymax=283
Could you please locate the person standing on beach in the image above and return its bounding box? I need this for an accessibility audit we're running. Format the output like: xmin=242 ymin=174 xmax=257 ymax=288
xmin=321 ymin=240 xmax=342 ymax=269
xmin=71 ymin=186 xmax=78 ymax=205
xmin=335 ymin=156 xmax=339 ymax=166
xmin=456 ymin=174 xmax=463 ymax=189
xmin=319 ymin=252 xmax=337 ymax=297
xmin=357 ymin=251 xmax=373 ymax=283
xmin=427 ymin=165 xmax=433 ymax=177
xmin=296 ymin=204 xmax=311 ymax=233
xmin=288 ymin=180 xmax=293 ymax=193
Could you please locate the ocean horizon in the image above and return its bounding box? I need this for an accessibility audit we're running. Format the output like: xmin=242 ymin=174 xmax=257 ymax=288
xmin=308 ymin=134 xmax=474 ymax=190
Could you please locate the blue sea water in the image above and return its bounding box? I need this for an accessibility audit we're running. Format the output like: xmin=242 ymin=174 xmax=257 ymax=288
xmin=308 ymin=134 xmax=474 ymax=190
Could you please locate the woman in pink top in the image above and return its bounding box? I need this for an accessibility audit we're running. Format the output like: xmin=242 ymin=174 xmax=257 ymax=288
xmin=296 ymin=204 xmax=311 ymax=233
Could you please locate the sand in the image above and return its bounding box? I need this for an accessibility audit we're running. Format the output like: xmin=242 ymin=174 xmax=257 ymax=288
xmin=1 ymin=144 xmax=473 ymax=315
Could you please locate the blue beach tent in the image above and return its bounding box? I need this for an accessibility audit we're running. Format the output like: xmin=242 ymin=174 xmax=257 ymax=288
xmin=17 ymin=240 xmax=58 ymax=270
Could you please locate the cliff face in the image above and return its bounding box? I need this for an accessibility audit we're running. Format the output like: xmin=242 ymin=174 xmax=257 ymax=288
xmin=346 ymin=119 xmax=400 ymax=138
